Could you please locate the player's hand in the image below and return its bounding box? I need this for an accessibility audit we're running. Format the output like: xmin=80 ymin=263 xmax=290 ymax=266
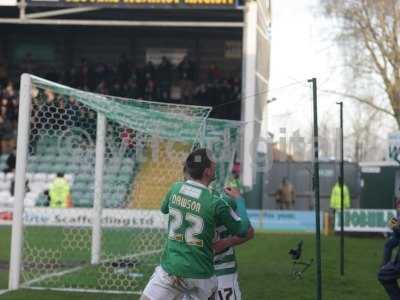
xmin=224 ymin=187 xmax=241 ymax=198
xmin=389 ymin=217 xmax=400 ymax=230
xmin=213 ymin=239 xmax=233 ymax=254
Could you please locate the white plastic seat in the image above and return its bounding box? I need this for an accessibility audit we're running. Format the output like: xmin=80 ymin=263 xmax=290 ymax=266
xmin=25 ymin=192 xmax=38 ymax=207
xmin=5 ymin=173 xmax=14 ymax=181
xmin=26 ymin=173 xmax=34 ymax=181
xmin=47 ymin=173 xmax=56 ymax=182
xmin=65 ymin=174 xmax=74 ymax=184
xmin=0 ymin=191 xmax=12 ymax=206
xmin=0 ymin=181 xmax=10 ymax=191
xmin=0 ymin=172 xmax=6 ymax=181
xmin=33 ymin=173 xmax=47 ymax=182
xmin=30 ymin=182 xmax=46 ymax=193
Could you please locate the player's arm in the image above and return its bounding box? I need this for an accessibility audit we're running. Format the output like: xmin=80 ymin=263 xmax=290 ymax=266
xmin=214 ymin=226 xmax=254 ymax=254
xmin=224 ymin=186 xmax=250 ymax=232
xmin=215 ymin=188 xmax=250 ymax=237
xmin=160 ymin=189 xmax=172 ymax=214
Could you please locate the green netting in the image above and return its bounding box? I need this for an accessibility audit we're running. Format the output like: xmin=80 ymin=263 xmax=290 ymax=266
xmin=205 ymin=118 xmax=243 ymax=191
xmin=19 ymin=75 xmax=243 ymax=294
xmin=31 ymin=76 xmax=211 ymax=143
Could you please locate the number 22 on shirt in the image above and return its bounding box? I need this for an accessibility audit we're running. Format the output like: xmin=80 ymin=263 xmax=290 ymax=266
xmin=168 ymin=208 xmax=204 ymax=247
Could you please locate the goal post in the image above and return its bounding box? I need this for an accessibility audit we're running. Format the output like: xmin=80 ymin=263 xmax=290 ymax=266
xmin=91 ymin=113 xmax=106 ymax=265
xmin=9 ymin=73 xmax=32 ymax=290
xmin=8 ymin=74 xmax=243 ymax=294
xmin=9 ymin=74 xmax=212 ymax=293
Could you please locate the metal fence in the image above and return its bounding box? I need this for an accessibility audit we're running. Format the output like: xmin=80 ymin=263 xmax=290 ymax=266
xmin=262 ymin=161 xmax=361 ymax=211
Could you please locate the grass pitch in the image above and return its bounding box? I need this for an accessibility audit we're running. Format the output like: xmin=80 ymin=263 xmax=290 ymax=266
xmin=0 ymin=226 xmax=387 ymax=299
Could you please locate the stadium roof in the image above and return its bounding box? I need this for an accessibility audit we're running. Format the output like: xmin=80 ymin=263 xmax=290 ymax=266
xmin=0 ymin=4 xmax=243 ymax=27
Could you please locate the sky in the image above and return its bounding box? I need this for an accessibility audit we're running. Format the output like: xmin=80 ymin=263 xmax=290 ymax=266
xmin=266 ymin=0 xmax=396 ymax=160
xmin=268 ymin=0 xmax=339 ymax=135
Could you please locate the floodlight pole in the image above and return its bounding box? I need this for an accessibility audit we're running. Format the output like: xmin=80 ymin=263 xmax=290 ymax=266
xmin=337 ymin=101 xmax=345 ymax=276
xmin=308 ymin=77 xmax=322 ymax=300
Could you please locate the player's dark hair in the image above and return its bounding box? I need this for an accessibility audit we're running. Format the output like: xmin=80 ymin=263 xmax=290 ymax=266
xmin=57 ymin=172 xmax=64 ymax=178
xmin=185 ymin=148 xmax=212 ymax=180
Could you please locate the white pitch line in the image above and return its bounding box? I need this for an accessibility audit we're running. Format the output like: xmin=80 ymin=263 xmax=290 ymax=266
xmin=22 ymin=249 xmax=162 ymax=288
xmin=27 ymin=286 xmax=141 ymax=295
xmin=0 ymin=290 xmax=9 ymax=296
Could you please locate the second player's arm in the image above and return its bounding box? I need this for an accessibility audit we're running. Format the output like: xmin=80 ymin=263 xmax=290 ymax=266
xmin=215 ymin=188 xmax=250 ymax=237
xmin=214 ymin=226 xmax=254 ymax=254
xmin=160 ymin=189 xmax=172 ymax=214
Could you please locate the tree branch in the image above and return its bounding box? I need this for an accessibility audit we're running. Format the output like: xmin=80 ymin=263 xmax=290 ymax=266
xmin=321 ymin=89 xmax=394 ymax=116
xmin=357 ymin=18 xmax=392 ymax=90
xmin=361 ymin=1 xmax=393 ymax=66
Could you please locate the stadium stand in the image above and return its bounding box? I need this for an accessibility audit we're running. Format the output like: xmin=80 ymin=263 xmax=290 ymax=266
xmin=0 ymin=40 xmax=241 ymax=209
xmin=0 ymin=134 xmax=137 ymax=208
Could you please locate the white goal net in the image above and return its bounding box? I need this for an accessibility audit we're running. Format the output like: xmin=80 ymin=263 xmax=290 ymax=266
xmin=9 ymin=74 xmax=242 ymax=294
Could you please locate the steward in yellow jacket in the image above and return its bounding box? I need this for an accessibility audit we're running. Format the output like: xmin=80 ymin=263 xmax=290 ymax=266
xmin=49 ymin=172 xmax=73 ymax=208
xmin=330 ymin=181 xmax=350 ymax=209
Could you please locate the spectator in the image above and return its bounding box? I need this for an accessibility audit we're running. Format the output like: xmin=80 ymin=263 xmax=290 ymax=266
xmin=216 ymin=79 xmax=231 ymax=118
xmin=105 ymin=64 xmax=116 ymax=85
xmin=96 ymin=79 xmax=109 ymax=95
xmin=180 ymin=78 xmax=194 ymax=104
xmin=0 ymin=114 xmax=14 ymax=154
xmin=0 ymin=60 xmax=8 ymax=87
xmin=329 ymin=177 xmax=351 ymax=210
xmin=227 ymin=162 xmax=244 ymax=193
xmin=93 ymin=63 xmax=107 ymax=87
xmin=111 ymin=81 xmax=124 ymax=97
xmin=144 ymin=61 xmax=156 ymax=80
xmin=10 ymin=176 xmax=30 ymax=197
xmin=230 ymin=77 xmax=241 ymax=120
xmin=135 ymin=64 xmax=147 ymax=98
xmin=178 ymin=55 xmax=196 ymax=104
xmin=0 ymin=54 xmax=242 ymax=159
xmin=49 ymin=172 xmax=73 ymax=208
xmin=10 ymin=96 xmax=18 ymax=126
xmin=77 ymin=58 xmax=94 ymax=90
xmin=178 ymin=55 xmax=196 ymax=81
xmin=3 ymin=80 xmax=17 ymax=101
xmin=124 ymin=78 xmax=138 ymax=99
xmin=117 ymin=53 xmax=131 ymax=83
xmin=64 ymin=67 xmax=77 ymax=87
xmin=121 ymin=127 xmax=136 ymax=157
xmin=329 ymin=177 xmax=351 ymax=229
xmin=378 ymin=216 xmax=400 ymax=299
xmin=193 ymin=83 xmax=208 ymax=106
xmin=144 ymin=73 xmax=156 ymax=100
xmin=3 ymin=146 xmax=16 ymax=173
xmin=156 ymin=56 xmax=172 ymax=102
xmin=207 ymin=63 xmax=222 ymax=83
xmin=275 ymin=177 xmax=296 ymax=210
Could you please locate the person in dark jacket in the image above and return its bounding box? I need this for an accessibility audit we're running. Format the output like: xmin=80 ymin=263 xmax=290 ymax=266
xmin=378 ymin=216 xmax=400 ymax=300
xmin=4 ymin=146 xmax=15 ymax=172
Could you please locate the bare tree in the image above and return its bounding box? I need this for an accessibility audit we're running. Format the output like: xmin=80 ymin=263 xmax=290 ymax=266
xmin=321 ymin=0 xmax=400 ymax=128
xmin=345 ymin=105 xmax=387 ymax=161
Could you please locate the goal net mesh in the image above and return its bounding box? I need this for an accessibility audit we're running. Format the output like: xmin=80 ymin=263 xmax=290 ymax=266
xmin=16 ymin=75 xmax=241 ymax=294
